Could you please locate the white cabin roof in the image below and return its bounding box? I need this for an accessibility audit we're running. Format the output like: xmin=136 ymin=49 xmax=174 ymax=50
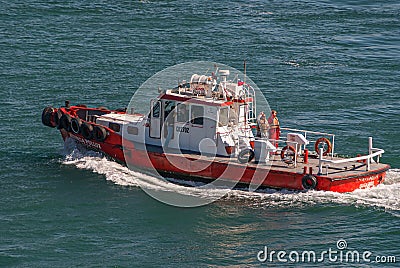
xmin=98 ymin=113 xmax=144 ymax=123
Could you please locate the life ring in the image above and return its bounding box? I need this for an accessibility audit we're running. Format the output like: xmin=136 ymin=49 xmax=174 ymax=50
xmin=70 ymin=118 xmax=82 ymax=134
xmin=280 ymin=145 xmax=296 ymax=163
xmin=237 ymin=148 xmax=255 ymax=163
xmin=41 ymin=107 xmax=56 ymax=127
xmin=314 ymin=137 xmax=332 ymax=156
xmin=59 ymin=114 xmax=72 ymax=131
xmin=81 ymin=122 xmax=93 ymax=139
xmin=302 ymin=174 xmax=317 ymax=190
xmin=93 ymin=125 xmax=107 ymax=142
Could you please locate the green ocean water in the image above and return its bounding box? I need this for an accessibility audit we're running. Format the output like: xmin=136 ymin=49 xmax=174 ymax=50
xmin=1 ymin=0 xmax=399 ymax=267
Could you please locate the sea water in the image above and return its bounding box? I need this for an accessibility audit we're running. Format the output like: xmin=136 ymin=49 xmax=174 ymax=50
xmin=1 ymin=0 xmax=399 ymax=266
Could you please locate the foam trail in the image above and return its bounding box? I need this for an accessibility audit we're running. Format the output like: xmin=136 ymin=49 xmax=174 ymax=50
xmin=61 ymin=139 xmax=400 ymax=213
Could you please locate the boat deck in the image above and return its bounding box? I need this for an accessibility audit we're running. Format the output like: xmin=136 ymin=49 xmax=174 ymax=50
xmin=163 ymin=150 xmax=389 ymax=179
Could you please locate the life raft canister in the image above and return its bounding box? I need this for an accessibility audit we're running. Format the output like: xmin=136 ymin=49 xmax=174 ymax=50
xmin=237 ymin=148 xmax=255 ymax=163
xmin=93 ymin=125 xmax=107 ymax=142
xmin=81 ymin=122 xmax=94 ymax=140
xmin=302 ymin=174 xmax=317 ymax=190
xmin=314 ymin=137 xmax=332 ymax=156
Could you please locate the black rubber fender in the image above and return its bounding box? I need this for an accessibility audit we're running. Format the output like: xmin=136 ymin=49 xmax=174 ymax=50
xmin=54 ymin=110 xmax=62 ymax=128
xmin=81 ymin=122 xmax=94 ymax=139
xmin=41 ymin=107 xmax=56 ymax=127
xmin=59 ymin=114 xmax=72 ymax=131
xmin=93 ymin=125 xmax=107 ymax=142
xmin=237 ymin=148 xmax=255 ymax=164
xmin=302 ymin=174 xmax=317 ymax=190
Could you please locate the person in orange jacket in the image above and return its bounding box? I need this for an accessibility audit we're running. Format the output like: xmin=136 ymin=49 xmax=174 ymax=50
xmin=268 ymin=110 xmax=280 ymax=148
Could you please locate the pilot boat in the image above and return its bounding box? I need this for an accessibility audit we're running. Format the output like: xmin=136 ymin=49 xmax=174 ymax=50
xmin=42 ymin=69 xmax=390 ymax=192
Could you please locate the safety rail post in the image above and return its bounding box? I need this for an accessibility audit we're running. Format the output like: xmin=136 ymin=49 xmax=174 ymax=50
xmin=318 ymin=148 xmax=324 ymax=175
xmin=367 ymin=137 xmax=373 ymax=171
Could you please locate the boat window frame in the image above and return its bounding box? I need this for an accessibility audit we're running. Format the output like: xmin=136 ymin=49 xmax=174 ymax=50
xmin=218 ymin=107 xmax=229 ymax=127
xmin=151 ymin=101 xmax=160 ymax=118
xmin=190 ymin=105 xmax=204 ymax=127
xmin=109 ymin=122 xmax=121 ymax=132
xmin=176 ymin=103 xmax=189 ymax=124
xmin=127 ymin=126 xmax=139 ymax=135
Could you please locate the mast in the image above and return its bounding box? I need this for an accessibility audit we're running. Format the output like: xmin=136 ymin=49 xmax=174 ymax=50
xmin=243 ymin=59 xmax=246 ymax=85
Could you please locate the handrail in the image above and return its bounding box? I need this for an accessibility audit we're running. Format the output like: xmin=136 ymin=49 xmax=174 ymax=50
xmin=320 ymin=149 xmax=384 ymax=165
xmin=317 ymin=137 xmax=384 ymax=174
xmin=280 ymin=127 xmax=335 ymax=137
xmin=280 ymin=127 xmax=335 ymax=157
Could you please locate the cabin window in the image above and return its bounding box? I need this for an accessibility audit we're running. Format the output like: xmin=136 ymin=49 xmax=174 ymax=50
xmin=109 ymin=122 xmax=121 ymax=132
xmin=177 ymin=103 xmax=189 ymax=123
xmin=191 ymin=105 xmax=204 ymax=125
xmin=127 ymin=126 xmax=138 ymax=135
xmin=152 ymin=101 xmax=160 ymax=118
xmin=164 ymin=101 xmax=176 ymax=117
xmin=219 ymin=107 xmax=228 ymax=126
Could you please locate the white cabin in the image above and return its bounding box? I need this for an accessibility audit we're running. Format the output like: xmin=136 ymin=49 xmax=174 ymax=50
xmin=97 ymin=70 xmax=257 ymax=157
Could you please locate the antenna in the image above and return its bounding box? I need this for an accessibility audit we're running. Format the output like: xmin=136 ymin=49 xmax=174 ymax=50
xmin=243 ymin=59 xmax=247 ymax=85
xmin=203 ymin=67 xmax=211 ymax=76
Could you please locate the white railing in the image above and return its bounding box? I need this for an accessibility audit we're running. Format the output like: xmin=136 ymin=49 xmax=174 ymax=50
xmin=245 ymin=84 xmax=257 ymax=122
xmin=280 ymin=127 xmax=336 ymax=157
xmin=318 ymin=137 xmax=384 ymax=175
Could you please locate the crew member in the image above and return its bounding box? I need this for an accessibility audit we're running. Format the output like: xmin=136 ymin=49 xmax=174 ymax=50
xmin=256 ymin=112 xmax=263 ymax=137
xmin=257 ymin=112 xmax=269 ymax=138
xmin=268 ymin=110 xmax=280 ymax=148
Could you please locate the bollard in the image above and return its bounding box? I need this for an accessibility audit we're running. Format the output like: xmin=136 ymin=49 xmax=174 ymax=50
xmin=304 ymin=149 xmax=309 ymax=164
xmin=303 ymin=166 xmax=308 ymax=174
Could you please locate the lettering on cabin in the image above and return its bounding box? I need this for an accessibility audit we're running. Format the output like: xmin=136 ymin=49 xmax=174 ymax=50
xmin=176 ymin=126 xmax=189 ymax=133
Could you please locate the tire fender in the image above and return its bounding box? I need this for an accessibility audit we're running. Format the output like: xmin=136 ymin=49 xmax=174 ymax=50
xmin=302 ymin=174 xmax=317 ymax=190
xmin=93 ymin=125 xmax=107 ymax=142
xmin=237 ymin=148 xmax=255 ymax=163
xmin=59 ymin=114 xmax=72 ymax=131
xmin=81 ymin=122 xmax=94 ymax=140
xmin=41 ymin=107 xmax=56 ymax=127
